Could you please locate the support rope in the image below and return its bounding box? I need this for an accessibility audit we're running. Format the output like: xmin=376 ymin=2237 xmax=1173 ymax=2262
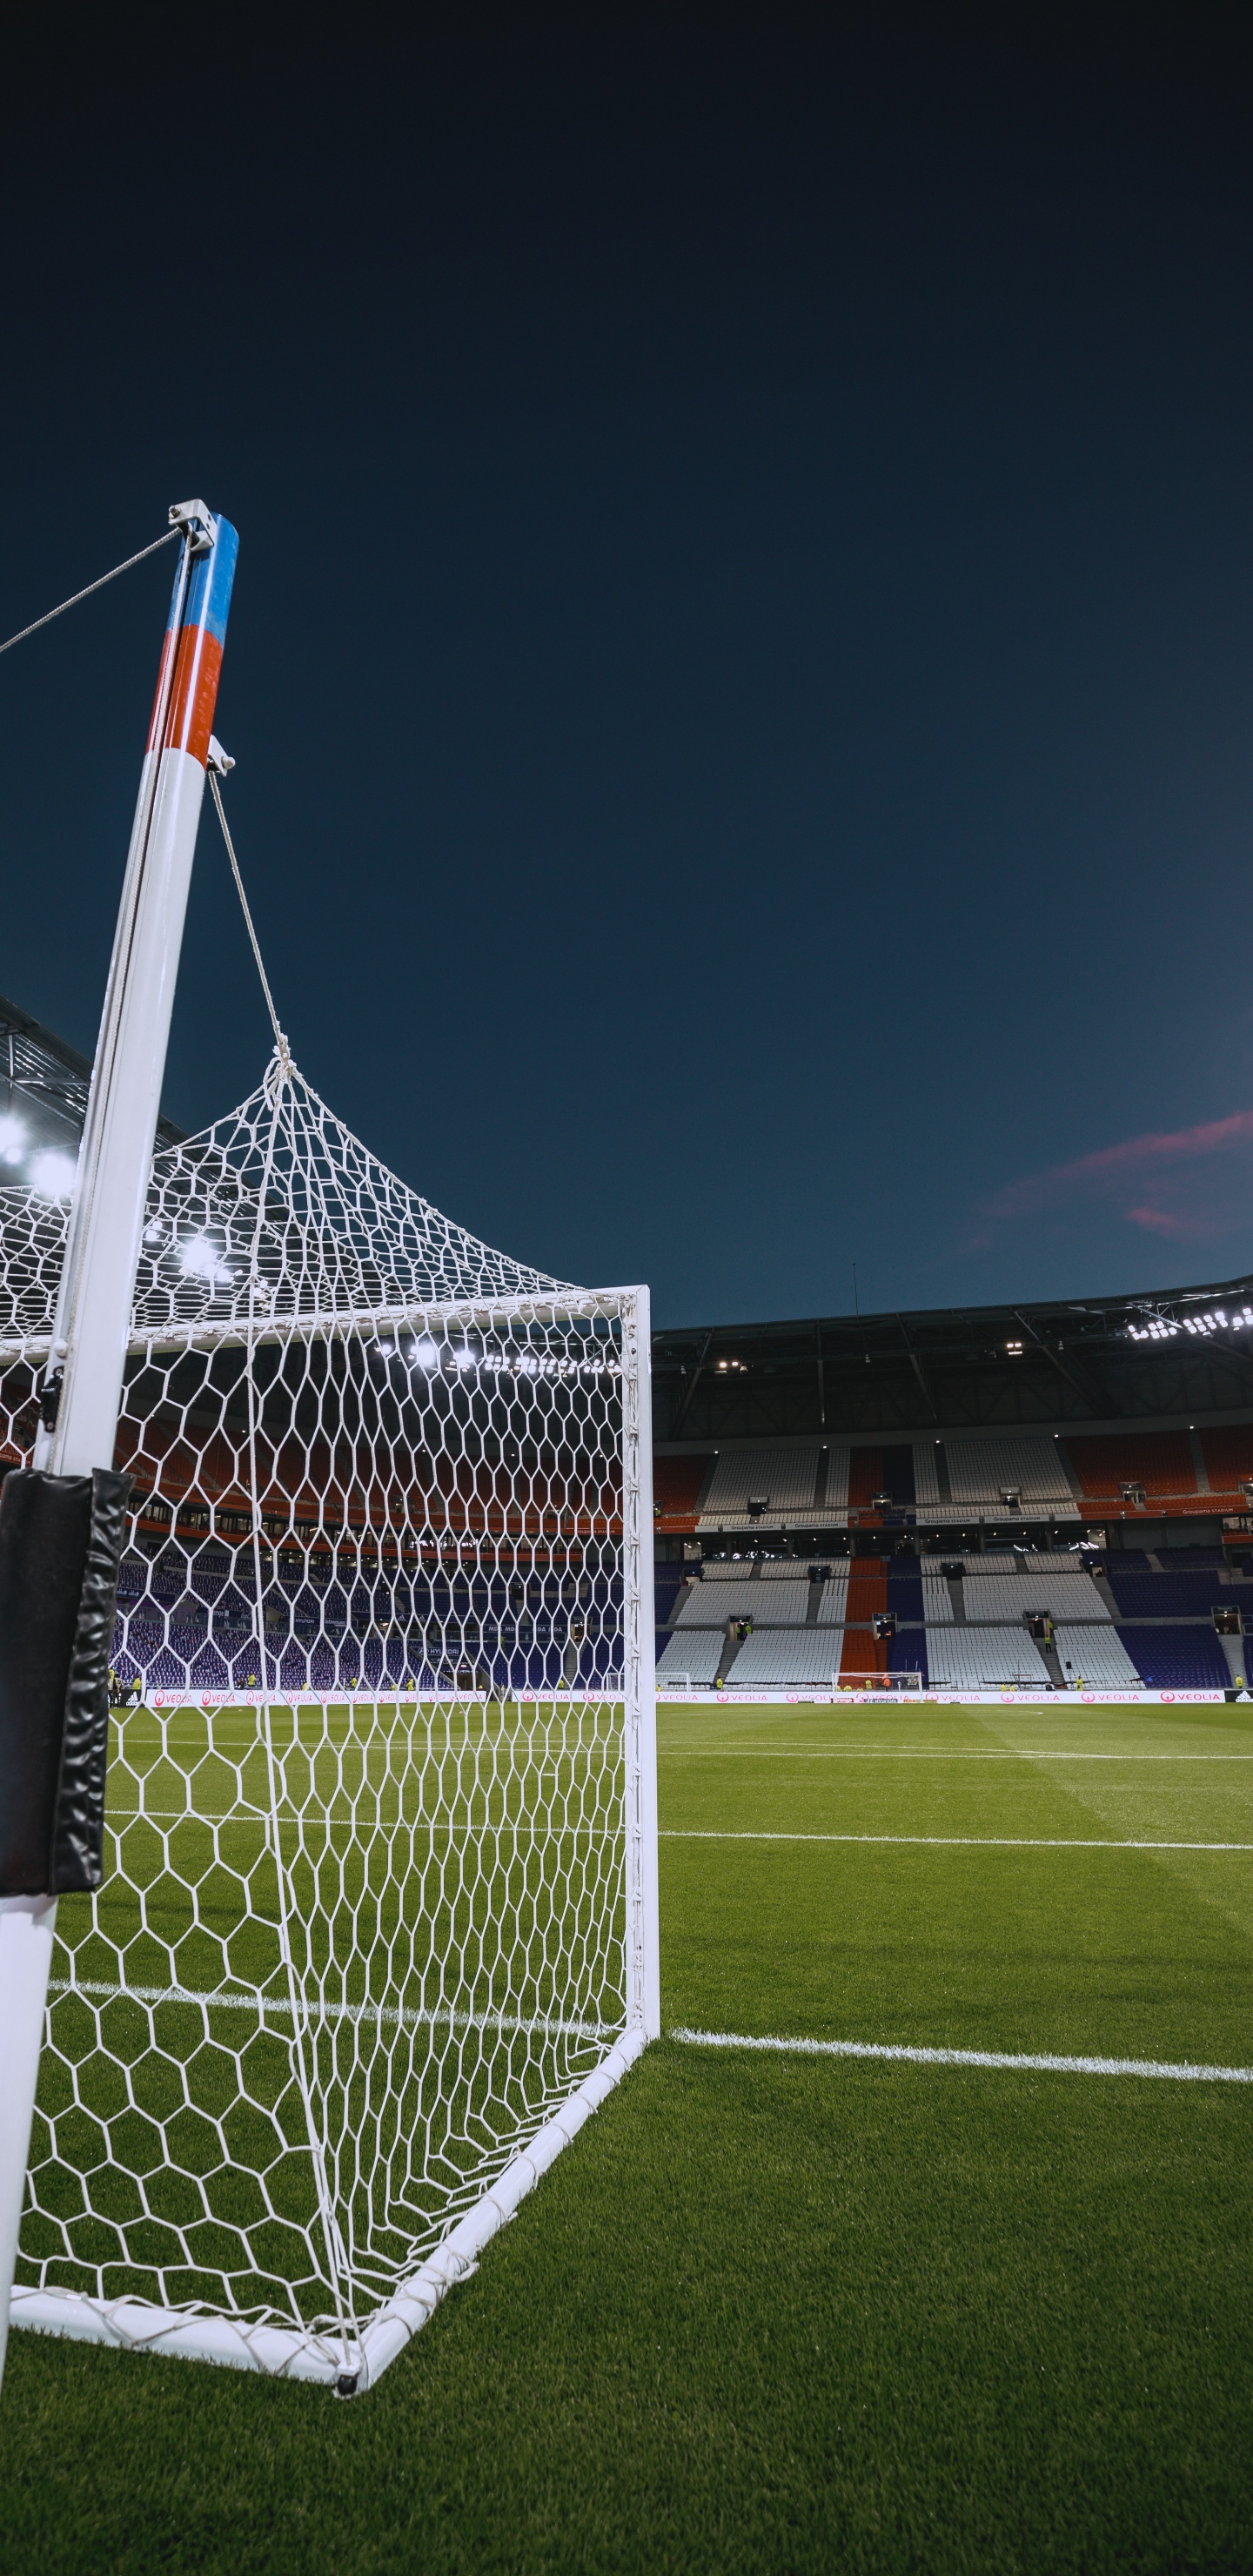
xmin=207 ymin=768 xmax=291 ymax=1071
xmin=0 ymin=527 xmax=179 ymax=658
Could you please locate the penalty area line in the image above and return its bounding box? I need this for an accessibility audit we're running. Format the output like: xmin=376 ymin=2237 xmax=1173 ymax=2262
xmin=669 ymin=2028 xmax=1253 ymax=2083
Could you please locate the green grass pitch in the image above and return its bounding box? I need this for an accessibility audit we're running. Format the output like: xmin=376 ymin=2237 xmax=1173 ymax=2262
xmin=3 ymin=1694 xmax=1253 ymax=2572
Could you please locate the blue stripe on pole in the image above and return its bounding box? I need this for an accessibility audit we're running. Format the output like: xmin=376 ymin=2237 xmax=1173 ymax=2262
xmin=184 ymin=517 xmax=238 ymax=647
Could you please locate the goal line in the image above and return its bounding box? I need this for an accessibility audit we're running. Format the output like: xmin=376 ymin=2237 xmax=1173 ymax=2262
xmin=670 ymin=2028 xmax=1253 ymax=2084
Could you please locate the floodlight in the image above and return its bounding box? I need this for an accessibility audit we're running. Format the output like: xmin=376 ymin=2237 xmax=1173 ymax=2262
xmin=0 ymin=1114 xmax=25 ymax=1163
xmin=28 ymin=1149 xmax=77 ymax=1200
xmin=178 ymin=1235 xmax=231 ymax=1285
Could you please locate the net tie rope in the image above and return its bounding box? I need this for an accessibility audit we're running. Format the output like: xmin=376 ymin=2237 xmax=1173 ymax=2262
xmin=208 ymin=767 xmax=292 ymax=1077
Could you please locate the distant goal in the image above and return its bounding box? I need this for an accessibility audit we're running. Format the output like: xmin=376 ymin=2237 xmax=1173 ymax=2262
xmin=834 ymin=1670 xmax=925 ymax=1694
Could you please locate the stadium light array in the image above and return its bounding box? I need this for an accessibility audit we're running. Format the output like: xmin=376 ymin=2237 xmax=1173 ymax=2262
xmin=1127 ymin=1306 xmax=1253 ymax=1341
xmin=0 ymin=1114 xmax=26 ymax=1164
xmin=374 ymin=1338 xmax=619 ymax=1379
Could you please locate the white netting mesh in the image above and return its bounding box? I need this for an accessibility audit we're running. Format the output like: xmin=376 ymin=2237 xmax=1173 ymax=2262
xmin=2 ymin=1050 xmax=647 ymax=2378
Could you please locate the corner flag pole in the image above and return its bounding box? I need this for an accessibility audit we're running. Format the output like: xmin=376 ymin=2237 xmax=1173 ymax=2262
xmin=0 ymin=500 xmax=238 ymax=2389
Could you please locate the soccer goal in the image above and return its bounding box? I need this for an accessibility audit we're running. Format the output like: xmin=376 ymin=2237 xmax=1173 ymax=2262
xmin=833 ymin=1670 xmax=924 ymax=1694
xmin=0 ymin=1051 xmax=658 ymax=2390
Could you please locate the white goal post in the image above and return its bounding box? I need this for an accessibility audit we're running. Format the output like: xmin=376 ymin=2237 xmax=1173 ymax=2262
xmin=0 ymin=1054 xmax=658 ymax=2391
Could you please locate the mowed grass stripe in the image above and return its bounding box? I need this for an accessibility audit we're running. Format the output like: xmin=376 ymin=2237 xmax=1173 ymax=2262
xmin=659 ymin=1705 xmax=1253 ymax=1843
xmin=660 ymin=1702 xmax=1253 ymax=2066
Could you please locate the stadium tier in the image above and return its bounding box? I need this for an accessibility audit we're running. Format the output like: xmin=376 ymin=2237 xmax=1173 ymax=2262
xmin=652 ymin=1545 xmax=1252 ymax=1690
xmin=648 ymin=1277 xmax=1253 ymax=1689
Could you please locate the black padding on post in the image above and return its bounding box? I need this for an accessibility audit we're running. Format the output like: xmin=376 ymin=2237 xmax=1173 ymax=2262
xmin=0 ymin=1466 xmax=132 ymax=1895
xmin=52 ymin=1470 xmax=133 ymax=1890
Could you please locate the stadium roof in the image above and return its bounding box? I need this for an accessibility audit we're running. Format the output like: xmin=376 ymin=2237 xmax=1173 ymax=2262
xmin=0 ymin=989 xmax=184 ymax=1161
xmin=653 ymin=1277 xmax=1253 ymax=1445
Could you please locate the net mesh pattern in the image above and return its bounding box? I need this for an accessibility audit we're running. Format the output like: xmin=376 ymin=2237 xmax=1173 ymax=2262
xmin=1 ymin=1050 xmax=642 ymax=2374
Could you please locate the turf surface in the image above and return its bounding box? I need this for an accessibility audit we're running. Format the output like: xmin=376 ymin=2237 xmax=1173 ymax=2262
xmin=3 ymin=1694 xmax=1251 ymax=2573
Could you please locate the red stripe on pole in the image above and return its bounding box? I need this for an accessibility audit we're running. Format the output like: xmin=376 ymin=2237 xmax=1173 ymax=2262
xmin=164 ymin=627 xmax=224 ymax=766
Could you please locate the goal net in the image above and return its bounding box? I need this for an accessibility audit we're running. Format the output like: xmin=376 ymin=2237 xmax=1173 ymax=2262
xmin=0 ymin=1047 xmax=655 ymax=2390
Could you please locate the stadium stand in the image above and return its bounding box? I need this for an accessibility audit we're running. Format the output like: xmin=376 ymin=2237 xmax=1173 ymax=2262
xmin=653 ymin=1565 xmax=685 ymax=1626
xmin=673 ymin=1578 xmax=754 ymax=1627
xmin=961 ymin=1568 xmax=1109 ymax=1622
xmin=697 ymin=1445 xmax=849 ymax=1527
xmin=840 ymin=1629 xmax=888 ymax=1679
xmin=890 ymin=1628 xmax=928 ymax=1685
xmin=729 ymin=1630 xmax=847 ymax=1687
xmin=815 ymin=1569 xmax=850 ymax=1623
xmin=1104 ymin=1564 xmax=1233 ymax=1619
xmin=653 ymin=1454 xmax=714 ymax=1530
xmin=652 ymin=1533 xmax=1243 ymax=1694
xmin=848 ymin=1445 xmax=916 ymax=1511
xmin=915 ymin=1437 xmax=1076 ymax=1520
xmin=887 ymin=1560 xmax=924 ymax=1620
xmin=838 ymin=1560 xmax=888 ymax=1679
xmin=845 ymin=1560 xmax=887 ymax=1617
xmin=1051 ymin=1625 xmax=1140 ymax=1689
xmin=1199 ymin=1424 xmax=1253 ymax=1504
xmin=1064 ymin=1431 xmax=1202 ymax=1508
xmin=927 ymin=1627 xmax=1052 ymax=1689
xmin=921 ymin=1569 xmax=955 ymax=1622
xmin=656 ymin=1630 xmax=723 ymax=1685
xmin=1115 ymin=1625 xmax=1232 ymax=1690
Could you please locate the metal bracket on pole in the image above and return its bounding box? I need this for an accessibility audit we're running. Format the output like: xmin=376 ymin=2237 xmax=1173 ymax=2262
xmin=207 ymin=736 xmax=235 ymax=777
xmin=168 ymin=499 xmax=217 ymax=555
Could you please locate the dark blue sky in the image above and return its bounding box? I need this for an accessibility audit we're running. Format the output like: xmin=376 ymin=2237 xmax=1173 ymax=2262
xmin=3 ymin=8 xmax=1253 ymax=1325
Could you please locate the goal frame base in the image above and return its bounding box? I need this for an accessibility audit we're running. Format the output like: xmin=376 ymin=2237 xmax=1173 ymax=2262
xmin=11 ymin=2024 xmax=647 ymax=2393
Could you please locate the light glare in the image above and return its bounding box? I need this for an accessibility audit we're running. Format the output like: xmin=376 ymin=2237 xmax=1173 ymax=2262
xmin=29 ymin=1149 xmax=77 ymax=1200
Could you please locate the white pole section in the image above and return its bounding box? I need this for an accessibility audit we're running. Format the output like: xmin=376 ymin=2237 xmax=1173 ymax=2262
xmin=0 ymin=1899 xmax=57 ymax=2387
xmin=0 ymin=500 xmax=238 ymax=2393
xmin=36 ymin=502 xmax=238 ymax=1480
xmin=621 ymin=1285 xmax=660 ymax=2042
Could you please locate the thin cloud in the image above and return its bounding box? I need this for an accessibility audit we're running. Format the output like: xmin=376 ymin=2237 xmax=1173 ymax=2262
xmin=975 ymin=1107 xmax=1253 ymax=1248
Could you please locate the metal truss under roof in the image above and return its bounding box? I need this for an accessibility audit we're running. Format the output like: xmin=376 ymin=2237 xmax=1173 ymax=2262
xmin=653 ymin=1278 xmax=1253 ymax=1445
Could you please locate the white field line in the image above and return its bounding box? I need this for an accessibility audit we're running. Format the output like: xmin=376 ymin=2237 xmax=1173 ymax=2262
xmin=670 ymin=2027 xmax=1253 ymax=2084
xmin=660 ymin=1830 xmax=1253 ymax=1852
xmin=97 ymin=1817 xmax=1252 ymax=1854
xmin=660 ymin=1749 xmax=1253 ymax=1761
xmin=46 ymin=1978 xmax=619 ymax=2041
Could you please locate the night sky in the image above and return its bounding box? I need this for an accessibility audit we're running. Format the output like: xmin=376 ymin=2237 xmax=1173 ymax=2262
xmin=3 ymin=8 xmax=1253 ymax=1327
